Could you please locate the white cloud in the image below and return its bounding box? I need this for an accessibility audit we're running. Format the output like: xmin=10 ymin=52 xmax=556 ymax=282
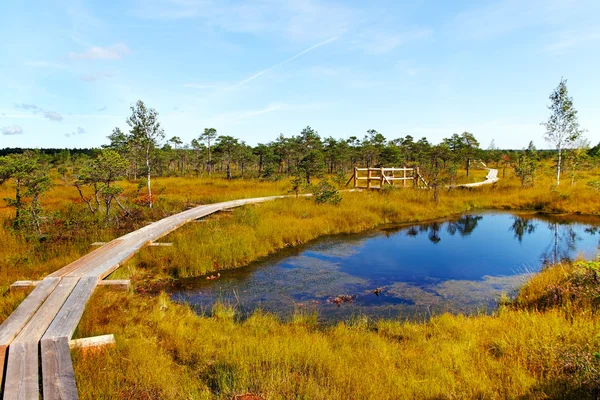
xmin=80 ymin=72 xmax=114 ymax=82
xmin=232 ymin=102 xmax=323 ymax=121
xmin=97 ymin=106 xmax=107 ymax=111
xmin=24 ymin=60 xmax=67 ymax=69
xmin=16 ymin=103 xmax=43 ymax=113
xmin=68 ymin=43 xmax=130 ymax=60
xmin=134 ymin=0 xmax=354 ymax=42
xmin=352 ymin=28 xmax=433 ymax=54
xmin=44 ymin=111 xmax=63 ymax=121
xmin=184 ymin=83 xmax=220 ymax=89
xmin=545 ymin=30 xmax=600 ymax=53
xmin=227 ymin=35 xmax=340 ymax=91
xmin=1 ymin=125 xmax=24 ymax=135
xmin=449 ymin=0 xmax=600 ymax=40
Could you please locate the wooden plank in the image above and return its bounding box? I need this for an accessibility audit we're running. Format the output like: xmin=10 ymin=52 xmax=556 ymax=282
xmin=90 ymin=242 xmax=106 ymax=246
xmin=48 ymin=240 xmax=124 ymax=278
xmin=43 ymin=276 xmax=97 ymax=341
xmin=9 ymin=280 xmax=39 ymax=292
xmin=98 ymin=280 xmax=130 ymax=291
xmin=64 ymin=240 xmax=132 ymax=278
xmin=0 ymin=277 xmax=60 ymax=382
xmin=40 ymin=277 xmax=98 ymax=399
xmin=4 ymin=277 xmax=79 ymax=400
xmin=69 ymin=334 xmax=115 ymax=350
xmin=148 ymin=242 xmax=173 ymax=247
xmin=2 ymin=342 xmax=38 ymax=400
xmin=40 ymin=336 xmax=78 ymax=400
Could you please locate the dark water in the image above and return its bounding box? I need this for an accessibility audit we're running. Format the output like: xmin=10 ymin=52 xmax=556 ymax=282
xmin=171 ymin=212 xmax=600 ymax=322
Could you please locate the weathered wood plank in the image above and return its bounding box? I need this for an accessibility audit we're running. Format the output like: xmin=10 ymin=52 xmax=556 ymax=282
xmin=48 ymin=240 xmax=124 ymax=278
xmin=41 ymin=336 xmax=78 ymax=400
xmin=148 ymin=242 xmax=173 ymax=247
xmin=40 ymin=278 xmax=98 ymax=399
xmin=3 ymin=277 xmax=79 ymax=399
xmin=2 ymin=341 xmax=38 ymax=400
xmin=8 ymin=280 xmax=39 ymax=292
xmin=43 ymin=277 xmax=97 ymax=341
xmin=90 ymin=242 xmax=107 ymax=246
xmin=98 ymin=279 xmax=130 ymax=291
xmin=0 ymin=277 xmax=60 ymax=383
xmin=69 ymin=334 xmax=115 ymax=350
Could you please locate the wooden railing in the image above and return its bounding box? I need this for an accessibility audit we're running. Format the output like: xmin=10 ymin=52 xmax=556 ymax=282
xmin=345 ymin=167 xmax=429 ymax=189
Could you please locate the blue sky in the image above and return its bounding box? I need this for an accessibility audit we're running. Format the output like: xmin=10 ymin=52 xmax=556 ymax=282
xmin=1 ymin=0 xmax=599 ymax=149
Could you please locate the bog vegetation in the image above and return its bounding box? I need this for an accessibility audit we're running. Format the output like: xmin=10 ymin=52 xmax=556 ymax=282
xmin=0 ymin=81 xmax=598 ymax=398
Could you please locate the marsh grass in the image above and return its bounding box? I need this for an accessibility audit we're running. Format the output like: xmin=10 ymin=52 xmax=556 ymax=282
xmin=1 ymin=166 xmax=600 ymax=398
xmin=73 ymin=266 xmax=600 ymax=399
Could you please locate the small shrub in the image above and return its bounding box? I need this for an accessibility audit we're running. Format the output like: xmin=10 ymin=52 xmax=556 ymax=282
xmin=314 ymin=180 xmax=342 ymax=205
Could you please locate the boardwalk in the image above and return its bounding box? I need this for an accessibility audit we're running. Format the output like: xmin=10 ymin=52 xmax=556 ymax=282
xmin=0 ymin=168 xmax=499 ymax=399
xmin=0 ymin=194 xmax=295 ymax=400
xmin=458 ymin=168 xmax=499 ymax=188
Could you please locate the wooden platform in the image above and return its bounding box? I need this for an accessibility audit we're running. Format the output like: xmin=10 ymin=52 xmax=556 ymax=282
xmin=0 ymin=194 xmax=298 ymax=399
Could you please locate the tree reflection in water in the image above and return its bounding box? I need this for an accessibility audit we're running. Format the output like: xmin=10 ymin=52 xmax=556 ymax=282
xmin=403 ymin=215 xmax=484 ymax=244
xmin=541 ymin=222 xmax=580 ymax=265
xmin=510 ymin=216 xmax=537 ymax=242
xmin=446 ymin=215 xmax=483 ymax=237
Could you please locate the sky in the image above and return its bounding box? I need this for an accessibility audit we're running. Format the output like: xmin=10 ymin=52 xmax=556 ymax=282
xmin=1 ymin=0 xmax=599 ymax=150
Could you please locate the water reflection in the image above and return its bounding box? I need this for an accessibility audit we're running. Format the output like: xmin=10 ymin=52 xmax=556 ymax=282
xmin=510 ymin=216 xmax=537 ymax=242
xmin=541 ymin=222 xmax=580 ymax=265
xmin=172 ymin=212 xmax=600 ymax=323
xmin=447 ymin=215 xmax=483 ymax=237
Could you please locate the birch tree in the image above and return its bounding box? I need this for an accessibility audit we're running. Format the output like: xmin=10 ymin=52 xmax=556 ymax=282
xmin=541 ymin=78 xmax=584 ymax=186
xmin=126 ymin=100 xmax=164 ymax=208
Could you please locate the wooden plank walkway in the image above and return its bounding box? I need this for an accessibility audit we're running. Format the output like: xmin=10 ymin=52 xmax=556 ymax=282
xmin=0 ymin=194 xmax=295 ymax=399
xmin=458 ymin=168 xmax=499 ymax=188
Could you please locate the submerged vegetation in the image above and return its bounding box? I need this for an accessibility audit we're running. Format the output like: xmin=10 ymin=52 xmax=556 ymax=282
xmin=71 ymin=258 xmax=600 ymax=399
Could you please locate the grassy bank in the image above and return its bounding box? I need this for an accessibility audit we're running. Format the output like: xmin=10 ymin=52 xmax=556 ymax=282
xmin=72 ymin=259 xmax=600 ymax=399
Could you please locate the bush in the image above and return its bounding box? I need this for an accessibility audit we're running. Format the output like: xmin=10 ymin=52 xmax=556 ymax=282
xmin=314 ymin=180 xmax=342 ymax=205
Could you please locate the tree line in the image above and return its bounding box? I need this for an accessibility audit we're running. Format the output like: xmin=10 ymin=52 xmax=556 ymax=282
xmin=0 ymin=79 xmax=597 ymax=234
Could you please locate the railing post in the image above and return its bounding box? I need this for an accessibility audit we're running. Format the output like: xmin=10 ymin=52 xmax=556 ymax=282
xmin=380 ymin=167 xmax=384 ymax=188
xmin=353 ymin=167 xmax=357 ymax=188
xmin=403 ymin=167 xmax=407 ymax=187
xmin=414 ymin=167 xmax=419 ymax=187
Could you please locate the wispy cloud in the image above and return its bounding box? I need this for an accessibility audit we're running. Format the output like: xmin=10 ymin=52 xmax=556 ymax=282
xmin=545 ymin=30 xmax=600 ymax=53
xmin=80 ymin=72 xmax=114 ymax=82
xmin=68 ymin=43 xmax=130 ymax=60
xmin=227 ymin=36 xmax=340 ymax=91
xmin=134 ymin=0 xmax=354 ymax=42
xmin=97 ymin=106 xmax=107 ymax=111
xmin=24 ymin=60 xmax=67 ymax=69
xmin=14 ymin=104 xmax=64 ymax=122
xmin=233 ymin=102 xmax=323 ymax=122
xmin=1 ymin=125 xmax=24 ymax=135
xmin=352 ymin=28 xmax=433 ymax=54
xmin=65 ymin=126 xmax=86 ymax=138
xmin=449 ymin=0 xmax=598 ymax=40
xmin=16 ymin=103 xmax=43 ymax=113
xmin=184 ymin=83 xmax=221 ymax=90
xmin=44 ymin=111 xmax=63 ymax=122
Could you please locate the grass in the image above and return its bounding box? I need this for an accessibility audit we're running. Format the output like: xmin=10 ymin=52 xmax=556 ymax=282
xmin=73 ymin=260 xmax=600 ymax=399
xmin=0 ymin=165 xmax=600 ymax=398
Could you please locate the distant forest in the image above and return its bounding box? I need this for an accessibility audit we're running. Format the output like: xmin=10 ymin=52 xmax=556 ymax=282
xmin=1 ymin=126 xmax=597 ymax=182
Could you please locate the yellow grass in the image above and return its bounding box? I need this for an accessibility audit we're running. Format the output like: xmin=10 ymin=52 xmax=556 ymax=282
xmin=0 ymin=165 xmax=599 ymax=398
